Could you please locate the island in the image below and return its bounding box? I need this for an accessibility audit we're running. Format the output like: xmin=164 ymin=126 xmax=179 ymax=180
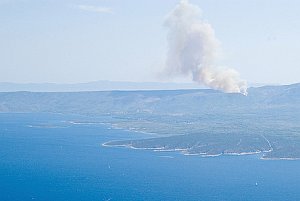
xmin=0 ymin=83 xmax=300 ymax=159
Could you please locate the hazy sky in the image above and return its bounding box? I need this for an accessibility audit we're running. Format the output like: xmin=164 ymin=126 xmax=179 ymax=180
xmin=1 ymin=0 xmax=300 ymax=84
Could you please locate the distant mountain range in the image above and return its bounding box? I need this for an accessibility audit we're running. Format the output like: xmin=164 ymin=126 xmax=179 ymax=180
xmin=0 ymin=80 xmax=274 ymax=92
xmin=0 ymin=81 xmax=203 ymax=92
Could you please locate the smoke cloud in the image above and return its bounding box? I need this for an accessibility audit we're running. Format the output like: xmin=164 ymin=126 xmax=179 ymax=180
xmin=164 ymin=0 xmax=247 ymax=95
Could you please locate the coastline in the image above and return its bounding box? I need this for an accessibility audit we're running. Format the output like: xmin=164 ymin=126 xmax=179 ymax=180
xmin=102 ymin=141 xmax=300 ymax=161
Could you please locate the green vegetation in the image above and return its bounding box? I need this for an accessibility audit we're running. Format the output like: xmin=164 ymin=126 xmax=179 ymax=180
xmin=1 ymin=84 xmax=300 ymax=159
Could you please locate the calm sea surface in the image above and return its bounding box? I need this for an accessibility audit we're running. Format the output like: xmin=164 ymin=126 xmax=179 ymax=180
xmin=0 ymin=113 xmax=300 ymax=201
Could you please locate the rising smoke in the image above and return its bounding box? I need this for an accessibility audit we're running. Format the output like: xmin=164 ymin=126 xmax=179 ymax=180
xmin=164 ymin=0 xmax=247 ymax=95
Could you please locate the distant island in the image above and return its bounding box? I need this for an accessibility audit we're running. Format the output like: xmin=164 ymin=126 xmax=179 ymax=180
xmin=0 ymin=80 xmax=203 ymax=92
xmin=0 ymin=83 xmax=300 ymax=160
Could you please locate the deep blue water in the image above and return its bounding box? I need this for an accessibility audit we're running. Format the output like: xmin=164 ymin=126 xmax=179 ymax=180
xmin=0 ymin=113 xmax=300 ymax=201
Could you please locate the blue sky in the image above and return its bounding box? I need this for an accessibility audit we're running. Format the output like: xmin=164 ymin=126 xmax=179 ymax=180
xmin=1 ymin=0 xmax=300 ymax=84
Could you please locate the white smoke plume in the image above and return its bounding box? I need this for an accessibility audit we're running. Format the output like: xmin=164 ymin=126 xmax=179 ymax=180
xmin=164 ymin=0 xmax=247 ymax=95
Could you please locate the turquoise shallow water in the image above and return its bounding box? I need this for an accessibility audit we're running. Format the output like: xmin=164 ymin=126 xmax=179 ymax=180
xmin=0 ymin=113 xmax=300 ymax=201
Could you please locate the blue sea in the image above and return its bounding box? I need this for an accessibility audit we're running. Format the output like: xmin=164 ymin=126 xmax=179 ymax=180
xmin=0 ymin=113 xmax=300 ymax=201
